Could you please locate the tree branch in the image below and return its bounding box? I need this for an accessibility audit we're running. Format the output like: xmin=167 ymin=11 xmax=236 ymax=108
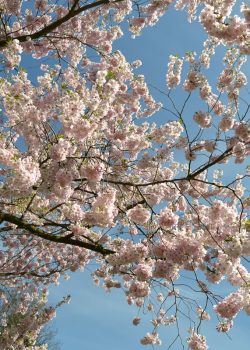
xmin=0 ymin=212 xmax=114 ymax=255
xmin=0 ymin=0 xmax=123 ymax=48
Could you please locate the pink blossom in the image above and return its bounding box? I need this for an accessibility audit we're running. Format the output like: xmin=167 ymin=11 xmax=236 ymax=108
xmin=50 ymin=139 xmax=71 ymax=162
xmin=187 ymin=331 xmax=208 ymax=350
xmin=166 ymin=55 xmax=183 ymax=89
xmin=158 ymin=208 xmax=178 ymax=229
xmin=219 ymin=116 xmax=235 ymax=131
xmin=140 ymin=332 xmax=161 ymax=345
xmin=134 ymin=263 xmax=152 ymax=281
xmin=216 ymin=320 xmax=233 ymax=332
xmin=193 ymin=111 xmax=212 ymax=128
xmin=214 ymin=292 xmax=244 ymax=318
xmin=196 ymin=307 xmax=210 ymax=320
xmin=80 ymin=162 xmax=104 ymax=182
xmin=127 ymin=205 xmax=151 ymax=224
xmin=132 ymin=317 xmax=141 ymax=325
xmin=129 ymin=281 xmax=150 ymax=298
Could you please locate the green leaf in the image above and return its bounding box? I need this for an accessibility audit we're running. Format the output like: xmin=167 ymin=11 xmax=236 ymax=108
xmin=19 ymin=67 xmax=27 ymax=73
xmin=106 ymin=70 xmax=115 ymax=80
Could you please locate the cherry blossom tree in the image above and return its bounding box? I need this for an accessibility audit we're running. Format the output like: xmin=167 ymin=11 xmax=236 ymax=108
xmin=0 ymin=0 xmax=249 ymax=349
xmin=0 ymin=285 xmax=69 ymax=349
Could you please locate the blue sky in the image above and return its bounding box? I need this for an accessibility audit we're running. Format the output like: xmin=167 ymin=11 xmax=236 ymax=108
xmin=49 ymin=271 xmax=250 ymax=350
xmin=44 ymin=4 xmax=250 ymax=350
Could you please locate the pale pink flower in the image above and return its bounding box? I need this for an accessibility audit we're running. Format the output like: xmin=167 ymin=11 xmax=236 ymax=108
xmin=132 ymin=317 xmax=141 ymax=326
xmin=134 ymin=263 xmax=152 ymax=281
xmin=166 ymin=55 xmax=183 ymax=89
xmin=127 ymin=205 xmax=151 ymax=224
xmin=187 ymin=331 xmax=208 ymax=350
xmin=214 ymin=292 xmax=244 ymax=318
xmin=80 ymin=162 xmax=104 ymax=182
xmin=196 ymin=307 xmax=210 ymax=320
xmin=141 ymin=332 xmax=161 ymax=345
xmin=219 ymin=116 xmax=235 ymax=132
xmin=158 ymin=208 xmax=178 ymax=229
xmin=216 ymin=320 xmax=233 ymax=332
xmin=129 ymin=281 xmax=150 ymax=298
xmin=193 ymin=111 xmax=212 ymax=128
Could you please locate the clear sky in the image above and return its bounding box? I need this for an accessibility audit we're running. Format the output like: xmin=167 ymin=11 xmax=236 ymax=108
xmin=49 ymin=271 xmax=249 ymax=350
xmin=45 ymin=4 xmax=250 ymax=350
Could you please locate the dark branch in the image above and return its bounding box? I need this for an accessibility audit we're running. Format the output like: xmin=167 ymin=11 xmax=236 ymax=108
xmin=0 ymin=0 xmax=123 ymax=48
xmin=0 ymin=211 xmax=114 ymax=255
